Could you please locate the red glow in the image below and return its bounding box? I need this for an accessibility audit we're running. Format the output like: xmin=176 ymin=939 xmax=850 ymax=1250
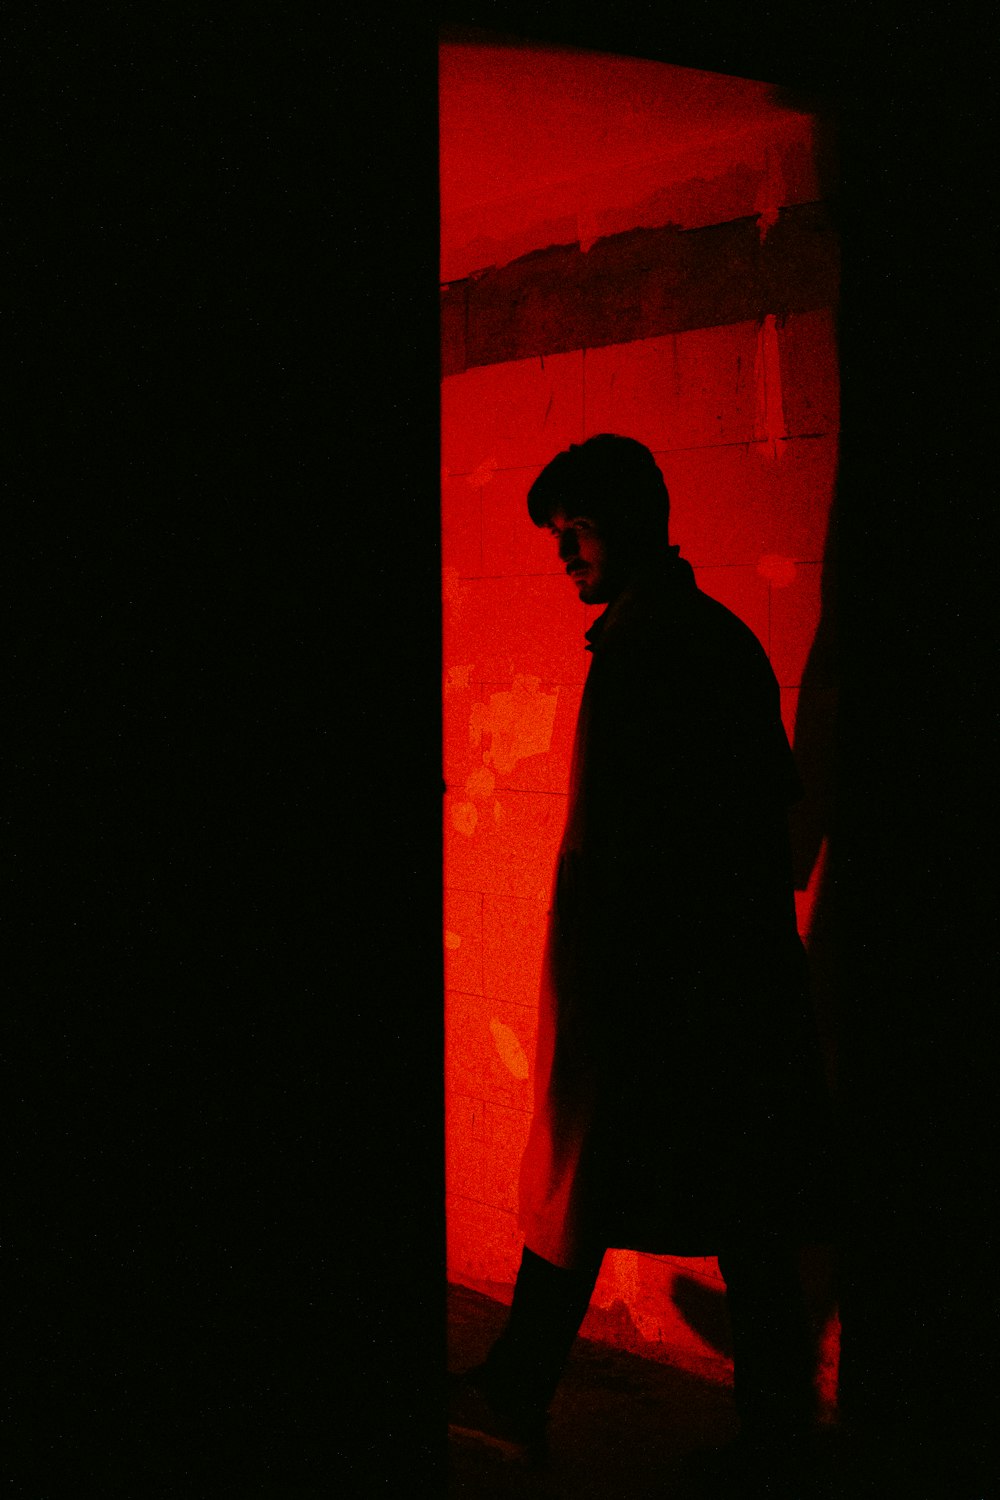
xmin=442 ymin=36 xmax=838 ymax=1400
xmin=440 ymin=42 xmax=818 ymax=282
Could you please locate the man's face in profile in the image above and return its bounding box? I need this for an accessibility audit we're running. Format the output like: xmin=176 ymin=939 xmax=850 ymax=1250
xmin=547 ymin=511 xmax=617 ymax=605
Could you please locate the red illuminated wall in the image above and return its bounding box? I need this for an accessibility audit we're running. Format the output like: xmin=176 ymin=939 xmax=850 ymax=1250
xmin=442 ymin=48 xmax=839 ymax=1406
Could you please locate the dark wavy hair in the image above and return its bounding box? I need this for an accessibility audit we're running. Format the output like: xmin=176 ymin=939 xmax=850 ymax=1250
xmin=527 ymin=434 xmax=670 ymax=543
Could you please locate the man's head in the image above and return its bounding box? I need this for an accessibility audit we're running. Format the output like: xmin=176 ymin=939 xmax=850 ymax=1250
xmin=527 ymin=435 xmax=671 ymax=605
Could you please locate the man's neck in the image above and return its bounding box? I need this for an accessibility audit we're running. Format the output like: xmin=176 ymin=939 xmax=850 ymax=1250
xmin=614 ymin=544 xmax=680 ymax=597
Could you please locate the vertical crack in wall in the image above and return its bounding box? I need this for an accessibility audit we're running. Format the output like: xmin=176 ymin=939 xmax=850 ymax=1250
xmin=754 ymin=313 xmax=787 ymax=459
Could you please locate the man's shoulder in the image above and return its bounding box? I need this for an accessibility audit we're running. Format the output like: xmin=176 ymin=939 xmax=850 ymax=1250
xmin=606 ymin=577 xmax=771 ymax=675
xmin=687 ymin=587 xmax=771 ymax=664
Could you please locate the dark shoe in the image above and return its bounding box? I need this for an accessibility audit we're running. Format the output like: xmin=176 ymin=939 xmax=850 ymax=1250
xmin=448 ymin=1364 xmax=549 ymax=1465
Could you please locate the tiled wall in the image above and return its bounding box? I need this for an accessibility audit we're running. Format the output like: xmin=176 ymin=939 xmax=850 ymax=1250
xmin=442 ymin=309 xmax=839 ymax=1398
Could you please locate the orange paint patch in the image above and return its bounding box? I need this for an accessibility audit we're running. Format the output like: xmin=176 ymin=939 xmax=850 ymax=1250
xmin=470 ymin=675 xmax=560 ymax=777
xmin=465 ymin=766 xmax=497 ymax=800
xmin=489 ymin=1017 xmax=530 ymax=1080
xmin=452 ymin=802 xmax=478 ymax=837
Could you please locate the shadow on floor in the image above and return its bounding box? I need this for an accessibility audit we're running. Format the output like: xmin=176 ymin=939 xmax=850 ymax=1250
xmin=449 ymin=1281 xmax=807 ymax=1499
xmin=446 ymin=1282 xmax=936 ymax=1498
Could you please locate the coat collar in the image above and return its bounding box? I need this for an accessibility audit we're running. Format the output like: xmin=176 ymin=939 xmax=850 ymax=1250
xmin=584 ymin=546 xmax=694 ymax=652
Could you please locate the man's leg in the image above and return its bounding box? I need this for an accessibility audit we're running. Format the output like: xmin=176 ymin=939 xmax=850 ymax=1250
xmin=477 ymin=1245 xmax=604 ymax=1416
xmin=716 ymin=1237 xmax=816 ymax=1443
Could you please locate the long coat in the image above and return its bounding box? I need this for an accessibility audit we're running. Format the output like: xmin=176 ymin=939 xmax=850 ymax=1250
xmin=518 ymin=552 xmax=833 ymax=1267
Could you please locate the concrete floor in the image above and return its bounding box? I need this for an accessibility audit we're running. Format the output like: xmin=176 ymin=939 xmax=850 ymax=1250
xmin=446 ymin=1282 xmax=852 ymax=1499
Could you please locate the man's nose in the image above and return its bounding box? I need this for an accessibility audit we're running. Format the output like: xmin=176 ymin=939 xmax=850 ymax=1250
xmin=558 ymin=531 xmax=578 ymax=561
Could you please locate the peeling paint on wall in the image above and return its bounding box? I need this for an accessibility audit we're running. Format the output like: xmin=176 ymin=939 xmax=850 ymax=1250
xmin=445 ymin=930 xmax=462 ymax=950
xmin=490 ymin=1017 xmax=529 ymax=1080
xmin=469 ymin=675 xmax=560 ymax=776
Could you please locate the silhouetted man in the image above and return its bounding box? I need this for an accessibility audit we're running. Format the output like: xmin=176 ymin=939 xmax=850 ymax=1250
xmin=451 ymin=435 xmax=833 ymax=1487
